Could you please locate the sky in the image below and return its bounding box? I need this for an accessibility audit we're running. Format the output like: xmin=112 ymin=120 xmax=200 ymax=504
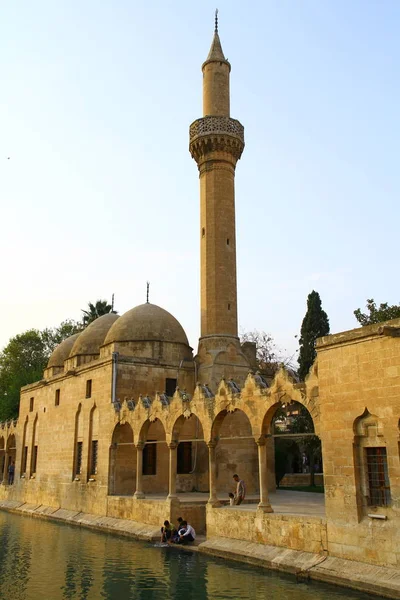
xmin=1 ymin=0 xmax=399 ymax=361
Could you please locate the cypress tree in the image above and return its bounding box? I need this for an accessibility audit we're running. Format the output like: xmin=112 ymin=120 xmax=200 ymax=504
xmin=298 ymin=290 xmax=330 ymax=380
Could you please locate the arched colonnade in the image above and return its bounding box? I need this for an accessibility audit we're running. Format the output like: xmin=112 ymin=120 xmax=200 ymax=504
xmin=108 ymin=369 xmax=320 ymax=510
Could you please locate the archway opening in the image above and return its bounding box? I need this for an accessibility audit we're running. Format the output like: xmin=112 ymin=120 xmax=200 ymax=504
xmin=5 ymin=434 xmax=16 ymax=484
xmin=268 ymin=401 xmax=323 ymax=492
xmin=173 ymin=414 xmax=208 ymax=493
xmin=141 ymin=419 xmax=167 ymax=495
xmin=212 ymin=409 xmax=258 ymax=496
xmin=109 ymin=423 xmax=136 ymax=496
xmin=0 ymin=437 xmax=4 ymax=482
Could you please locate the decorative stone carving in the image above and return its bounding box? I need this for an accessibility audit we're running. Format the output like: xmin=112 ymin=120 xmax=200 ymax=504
xmin=189 ymin=116 xmax=244 ymax=142
xmin=189 ymin=116 xmax=245 ymax=164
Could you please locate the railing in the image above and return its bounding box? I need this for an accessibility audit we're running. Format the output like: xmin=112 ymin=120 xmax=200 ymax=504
xmin=189 ymin=116 xmax=244 ymax=143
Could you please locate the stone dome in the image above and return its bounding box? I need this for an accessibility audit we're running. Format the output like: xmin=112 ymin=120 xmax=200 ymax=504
xmin=70 ymin=313 xmax=120 ymax=357
xmin=104 ymin=303 xmax=189 ymax=346
xmin=47 ymin=333 xmax=81 ymax=368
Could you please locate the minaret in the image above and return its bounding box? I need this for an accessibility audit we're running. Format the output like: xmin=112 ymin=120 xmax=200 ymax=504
xmin=190 ymin=13 xmax=251 ymax=388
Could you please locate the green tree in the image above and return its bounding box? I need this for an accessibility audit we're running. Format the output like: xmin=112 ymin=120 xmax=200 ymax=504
xmin=81 ymin=299 xmax=114 ymax=326
xmin=354 ymin=299 xmax=400 ymax=326
xmin=41 ymin=319 xmax=83 ymax=354
xmin=298 ymin=290 xmax=330 ymax=381
xmin=0 ymin=330 xmax=47 ymax=420
xmin=0 ymin=320 xmax=83 ymax=421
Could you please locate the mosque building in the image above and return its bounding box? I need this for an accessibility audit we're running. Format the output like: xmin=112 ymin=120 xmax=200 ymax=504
xmin=1 ymin=17 xmax=400 ymax=579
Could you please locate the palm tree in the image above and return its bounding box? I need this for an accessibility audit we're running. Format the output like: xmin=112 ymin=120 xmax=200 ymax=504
xmin=81 ymin=298 xmax=115 ymax=326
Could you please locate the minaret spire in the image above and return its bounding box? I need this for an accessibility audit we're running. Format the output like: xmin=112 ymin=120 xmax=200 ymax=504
xmin=189 ymin=18 xmax=248 ymax=387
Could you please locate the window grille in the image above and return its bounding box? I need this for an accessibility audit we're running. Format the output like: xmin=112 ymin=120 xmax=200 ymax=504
xmin=143 ymin=442 xmax=157 ymax=475
xmin=86 ymin=380 xmax=92 ymax=399
xmin=366 ymin=447 xmax=391 ymax=506
xmin=76 ymin=442 xmax=83 ymax=475
xmin=90 ymin=440 xmax=98 ymax=475
xmin=177 ymin=442 xmax=192 ymax=474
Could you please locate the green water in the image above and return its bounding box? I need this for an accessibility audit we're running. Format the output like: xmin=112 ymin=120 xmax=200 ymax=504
xmin=0 ymin=511 xmax=374 ymax=600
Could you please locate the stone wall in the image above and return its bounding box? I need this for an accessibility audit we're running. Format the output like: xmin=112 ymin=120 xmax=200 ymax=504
xmin=206 ymin=506 xmax=327 ymax=554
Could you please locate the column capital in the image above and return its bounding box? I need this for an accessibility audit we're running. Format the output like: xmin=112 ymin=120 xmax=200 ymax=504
xmin=256 ymin=436 xmax=266 ymax=447
xmin=168 ymin=442 xmax=178 ymax=450
xmin=207 ymin=440 xmax=218 ymax=449
xmin=135 ymin=441 xmax=145 ymax=451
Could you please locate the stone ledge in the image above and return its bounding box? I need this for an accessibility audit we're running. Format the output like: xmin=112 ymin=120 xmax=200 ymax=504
xmin=0 ymin=502 xmax=160 ymax=542
xmin=1 ymin=503 xmax=399 ymax=599
xmin=198 ymin=537 xmax=400 ymax=599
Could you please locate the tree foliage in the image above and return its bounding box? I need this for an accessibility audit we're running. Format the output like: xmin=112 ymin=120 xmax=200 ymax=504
xmin=354 ymin=298 xmax=400 ymax=326
xmin=0 ymin=320 xmax=82 ymax=421
xmin=298 ymin=290 xmax=330 ymax=381
xmin=240 ymin=330 xmax=297 ymax=377
xmin=273 ymin=402 xmax=322 ymax=486
xmin=81 ymin=299 xmax=114 ymax=326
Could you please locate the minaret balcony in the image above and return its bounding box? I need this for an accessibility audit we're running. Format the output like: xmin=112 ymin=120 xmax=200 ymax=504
xmin=189 ymin=116 xmax=245 ymax=163
xmin=189 ymin=116 xmax=244 ymax=144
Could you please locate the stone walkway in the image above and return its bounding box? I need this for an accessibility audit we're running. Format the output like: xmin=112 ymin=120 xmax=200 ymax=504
xmin=145 ymin=490 xmax=326 ymax=518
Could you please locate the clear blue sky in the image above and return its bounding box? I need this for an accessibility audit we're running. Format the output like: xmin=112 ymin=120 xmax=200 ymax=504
xmin=1 ymin=0 xmax=399 ymax=360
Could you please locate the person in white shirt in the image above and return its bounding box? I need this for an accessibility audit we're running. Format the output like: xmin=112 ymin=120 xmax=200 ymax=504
xmin=233 ymin=474 xmax=246 ymax=505
xmin=178 ymin=521 xmax=196 ymax=543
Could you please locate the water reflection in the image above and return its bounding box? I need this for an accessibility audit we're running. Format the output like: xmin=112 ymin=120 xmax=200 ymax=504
xmin=0 ymin=511 xmax=373 ymax=600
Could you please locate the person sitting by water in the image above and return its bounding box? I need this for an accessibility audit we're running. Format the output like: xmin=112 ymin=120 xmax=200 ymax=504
xmin=177 ymin=520 xmax=196 ymax=544
xmin=171 ymin=517 xmax=184 ymax=543
xmin=160 ymin=520 xmax=175 ymax=543
xmin=233 ymin=474 xmax=246 ymax=505
xmin=228 ymin=492 xmax=235 ymax=506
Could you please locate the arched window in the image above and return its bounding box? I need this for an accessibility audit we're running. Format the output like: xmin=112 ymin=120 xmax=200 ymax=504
xmin=20 ymin=418 xmax=29 ymax=477
xmin=88 ymin=406 xmax=99 ymax=480
xmin=30 ymin=416 xmax=38 ymax=476
xmin=72 ymin=405 xmax=83 ymax=480
xmin=354 ymin=409 xmax=391 ymax=508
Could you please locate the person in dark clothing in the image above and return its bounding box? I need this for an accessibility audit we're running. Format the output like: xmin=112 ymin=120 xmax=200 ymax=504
xmin=8 ymin=461 xmax=15 ymax=485
xmin=160 ymin=520 xmax=175 ymax=543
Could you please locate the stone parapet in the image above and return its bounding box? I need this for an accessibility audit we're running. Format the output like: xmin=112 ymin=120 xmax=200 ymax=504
xmin=189 ymin=116 xmax=245 ymax=164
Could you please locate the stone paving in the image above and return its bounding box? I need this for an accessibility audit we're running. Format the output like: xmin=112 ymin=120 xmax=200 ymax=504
xmin=145 ymin=490 xmax=326 ymax=518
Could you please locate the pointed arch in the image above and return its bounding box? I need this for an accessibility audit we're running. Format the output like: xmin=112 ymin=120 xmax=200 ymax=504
xmin=88 ymin=405 xmax=99 ymax=479
xmin=109 ymin=423 xmax=136 ymax=495
xmin=138 ymin=418 xmax=168 ymax=494
xmin=211 ymin=408 xmax=259 ymax=495
xmin=20 ymin=417 xmax=29 ymax=477
xmin=30 ymin=414 xmax=38 ymax=476
xmin=72 ymin=404 xmax=83 ymax=480
xmin=0 ymin=436 xmax=5 ymax=482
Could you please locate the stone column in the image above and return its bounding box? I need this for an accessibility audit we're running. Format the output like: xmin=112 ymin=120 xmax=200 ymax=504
xmin=134 ymin=442 xmax=145 ymax=499
xmin=168 ymin=442 xmax=178 ymax=499
xmin=207 ymin=441 xmax=220 ymax=506
xmin=257 ymin=439 xmax=273 ymax=513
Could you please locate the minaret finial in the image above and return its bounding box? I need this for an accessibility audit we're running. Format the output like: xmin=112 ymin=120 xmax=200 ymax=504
xmin=146 ymin=281 xmax=150 ymax=303
xmin=215 ymin=8 xmax=218 ymax=33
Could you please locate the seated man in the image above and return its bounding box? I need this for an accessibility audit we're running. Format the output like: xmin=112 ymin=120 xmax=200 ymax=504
xmin=177 ymin=520 xmax=196 ymax=544
xmin=160 ymin=520 xmax=175 ymax=543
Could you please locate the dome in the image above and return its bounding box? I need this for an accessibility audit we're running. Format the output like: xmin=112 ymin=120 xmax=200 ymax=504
xmin=104 ymin=303 xmax=189 ymax=346
xmin=70 ymin=313 xmax=120 ymax=357
xmin=47 ymin=333 xmax=81 ymax=368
